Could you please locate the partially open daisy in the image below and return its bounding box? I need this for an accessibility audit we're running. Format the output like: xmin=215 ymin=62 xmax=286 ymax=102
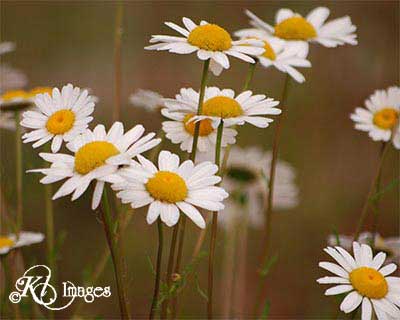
xmin=318 ymin=242 xmax=400 ymax=320
xmin=21 ymin=84 xmax=96 ymax=153
xmin=130 ymin=89 xmax=164 ymax=113
xmin=245 ymin=7 xmax=357 ymax=54
xmin=112 ymin=150 xmax=228 ymax=228
xmin=182 ymin=87 xmax=281 ymax=128
xmin=351 ymin=86 xmax=400 ymax=149
xmin=0 ymin=231 xmax=44 ymax=255
xmin=234 ymin=28 xmax=311 ymax=83
xmin=145 ymin=17 xmax=265 ymax=76
xmin=0 ymin=89 xmax=33 ymax=111
xmin=162 ymin=88 xmax=237 ymax=152
xmin=28 ymin=122 xmax=161 ymax=210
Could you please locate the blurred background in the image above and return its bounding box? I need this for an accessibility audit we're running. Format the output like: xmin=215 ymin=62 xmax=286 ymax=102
xmin=1 ymin=1 xmax=399 ymax=319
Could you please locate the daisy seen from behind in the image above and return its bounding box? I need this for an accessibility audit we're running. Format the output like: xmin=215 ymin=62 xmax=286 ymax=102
xmin=28 ymin=122 xmax=161 ymax=210
xmin=112 ymin=150 xmax=228 ymax=228
xmin=0 ymin=231 xmax=44 ymax=255
xmin=351 ymin=86 xmax=400 ymax=149
xmin=162 ymin=88 xmax=238 ymax=153
xmin=318 ymin=242 xmax=400 ymax=320
xmin=145 ymin=17 xmax=265 ymax=76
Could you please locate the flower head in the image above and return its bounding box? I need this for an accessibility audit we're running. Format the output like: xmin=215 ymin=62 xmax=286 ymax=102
xmin=0 ymin=111 xmax=16 ymax=131
xmin=351 ymin=86 xmax=400 ymax=149
xmin=112 ymin=150 xmax=229 ymax=228
xmin=0 ymin=89 xmax=33 ymax=110
xmin=0 ymin=231 xmax=44 ymax=255
xmin=318 ymin=242 xmax=400 ymax=319
xmin=130 ymin=89 xmax=165 ymax=112
xmin=145 ymin=17 xmax=265 ymax=76
xmin=28 ymin=122 xmax=161 ymax=210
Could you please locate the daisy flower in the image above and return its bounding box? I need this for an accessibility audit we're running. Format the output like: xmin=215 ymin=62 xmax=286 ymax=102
xmin=162 ymin=88 xmax=238 ymax=152
xmin=328 ymin=232 xmax=400 ymax=264
xmin=234 ymin=28 xmax=311 ymax=83
xmin=0 ymin=42 xmax=15 ymax=55
xmin=28 ymin=122 xmax=161 ymax=210
xmin=0 ymin=89 xmax=33 ymax=111
xmin=112 ymin=150 xmax=228 ymax=228
xmin=181 ymin=87 xmax=281 ymax=128
xmin=245 ymin=7 xmax=357 ymax=54
xmin=351 ymin=86 xmax=400 ymax=149
xmin=145 ymin=17 xmax=265 ymax=76
xmin=318 ymin=242 xmax=400 ymax=320
xmin=130 ymin=89 xmax=164 ymax=112
xmin=0 ymin=231 xmax=44 ymax=255
xmin=0 ymin=42 xmax=28 ymax=94
xmin=21 ymin=84 xmax=96 ymax=153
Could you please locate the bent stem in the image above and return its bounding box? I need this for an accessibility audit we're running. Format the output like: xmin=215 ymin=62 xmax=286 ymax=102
xmin=353 ymin=142 xmax=390 ymax=242
xmin=150 ymin=218 xmax=163 ymax=319
xmin=14 ymin=111 xmax=23 ymax=235
xmin=207 ymin=121 xmax=224 ymax=319
xmin=101 ymin=189 xmax=130 ymax=319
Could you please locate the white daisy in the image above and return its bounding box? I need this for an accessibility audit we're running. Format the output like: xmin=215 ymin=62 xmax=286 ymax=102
xmin=0 ymin=42 xmax=15 ymax=55
xmin=351 ymin=86 xmax=400 ymax=149
xmin=245 ymin=7 xmax=357 ymax=54
xmin=0 ymin=111 xmax=16 ymax=131
xmin=162 ymin=88 xmax=237 ymax=152
xmin=318 ymin=242 xmax=400 ymax=320
xmin=234 ymin=28 xmax=311 ymax=83
xmin=328 ymin=232 xmax=400 ymax=264
xmin=28 ymin=122 xmax=161 ymax=210
xmin=145 ymin=17 xmax=265 ymax=76
xmin=21 ymin=84 xmax=96 ymax=153
xmin=181 ymin=87 xmax=281 ymax=128
xmin=130 ymin=89 xmax=164 ymax=112
xmin=0 ymin=89 xmax=33 ymax=110
xmin=0 ymin=231 xmax=44 ymax=255
xmin=0 ymin=42 xmax=28 ymax=94
xmin=112 ymin=150 xmax=229 ymax=228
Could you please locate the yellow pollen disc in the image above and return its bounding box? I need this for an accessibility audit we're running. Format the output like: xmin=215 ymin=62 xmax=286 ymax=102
xmin=74 ymin=141 xmax=119 ymax=175
xmin=187 ymin=24 xmax=232 ymax=51
xmin=349 ymin=267 xmax=388 ymax=299
xmin=373 ymin=108 xmax=399 ymax=130
xmin=46 ymin=109 xmax=76 ymax=135
xmin=28 ymin=87 xmax=53 ymax=97
xmin=146 ymin=171 xmax=188 ymax=203
xmin=1 ymin=90 xmax=28 ymax=101
xmin=274 ymin=16 xmax=317 ymax=40
xmin=183 ymin=114 xmax=214 ymax=136
xmin=0 ymin=237 xmax=14 ymax=249
xmin=202 ymin=96 xmax=243 ymax=118
xmin=262 ymin=41 xmax=276 ymax=60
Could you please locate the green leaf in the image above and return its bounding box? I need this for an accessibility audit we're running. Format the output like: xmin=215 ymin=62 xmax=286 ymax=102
xmin=146 ymin=255 xmax=156 ymax=276
xmin=194 ymin=275 xmax=208 ymax=302
xmin=260 ymin=299 xmax=270 ymax=319
xmin=332 ymin=227 xmax=341 ymax=246
xmin=370 ymin=178 xmax=400 ymax=202
xmin=259 ymin=254 xmax=278 ymax=277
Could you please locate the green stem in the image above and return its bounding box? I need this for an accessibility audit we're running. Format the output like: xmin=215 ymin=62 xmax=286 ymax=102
xmin=14 ymin=112 xmax=22 ymax=236
xmin=353 ymin=143 xmax=390 ymax=242
xmin=101 ymin=189 xmax=130 ymax=319
xmin=207 ymin=120 xmax=224 ymax=319
xmin=150 ymin=218 xmax=163 ymax=319
xmin=113 ymin=2 xmax=123 ymax=121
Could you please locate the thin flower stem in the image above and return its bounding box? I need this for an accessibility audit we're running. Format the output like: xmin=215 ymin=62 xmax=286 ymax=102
xmin=150 ymin=218 xmax=164 ymax=319
xmin=14 ymin=111 xmax=23 ymax=235
xmin=207 ymin=120 xmax=224 ymax=319
xmin=353 ymin=142 xmax=390 ymax=242
xmin=100 ymin=189 xmax=130 ymax=319
xmin=113 ymin=2 xmax=123 ymax=121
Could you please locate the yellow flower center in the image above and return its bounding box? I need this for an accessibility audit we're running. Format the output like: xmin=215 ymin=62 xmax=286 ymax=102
xmin=349 ymin=267 xmax=388 ymax=299
xmin=74 ymin=141 xmax=119 ymax=175
xmin=146 ymin=171 xmax=188 ymax=203
xmin=202 ymin=96 xmax=243 ymax=118
xmin=274 ymin=16 xmax=317 ymax=40
xmin=183 ymin=114 xmax=214 ymax=136
xmin=0 ymin=237 xmax=14 ymax=249
xmin=46 ymin=109 xmax=76 ymax=135
xmin=187 ymin=24 xmax=232 ymax=51
xmin=1 ymin=90 xmax=27 ymax=101
xmin=28 ymin=87 xmax=53 ymax=98
xmin=373 ymin=108 xmax=399 ymax=130
xmin=262 ymin=41 xmax=276 ymax=60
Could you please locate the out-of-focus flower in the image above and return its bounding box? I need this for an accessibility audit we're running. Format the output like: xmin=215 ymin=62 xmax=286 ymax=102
xmin=130 ymin=89 xmax=164 ymax=112
xmin=28 ymin=122 xmax=161 ymax=210
xmin=0 ymin=231 xmax=44 ymax=255
xmin=112 ymin=150 xmax=228 ymax=228
xmin=0 ymin=42 xmax=28 ymax=94
xmin=0 ymin=90 xmax=33 ymax=110
xmin=245 ymin=7 xmax=357 ymax=54
xmin=328 ymin=232 xmax=400 ymax=264
xmin=162 ymin=88 xmax=237 ymax=153
xmin=318 ymin=242 xmax=400 ymax=320
xmin=21 ymin=84 xmax=96 ymax=153
xmin=234 ymin=28 xmax=311 ymax=83
xmin=0 ymin=111 xmax=16 ymax=131
xmin=0 ymin=42 xmax=15 ymax=55
xmin=145 ymin=17 xmax=265 ymax=76
xmin=350 ymin=86 xmax=400 ymax=149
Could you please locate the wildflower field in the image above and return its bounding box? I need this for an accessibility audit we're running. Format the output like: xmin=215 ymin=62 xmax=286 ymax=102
xmin=0 ymin=1 xmax=399 ymax=319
